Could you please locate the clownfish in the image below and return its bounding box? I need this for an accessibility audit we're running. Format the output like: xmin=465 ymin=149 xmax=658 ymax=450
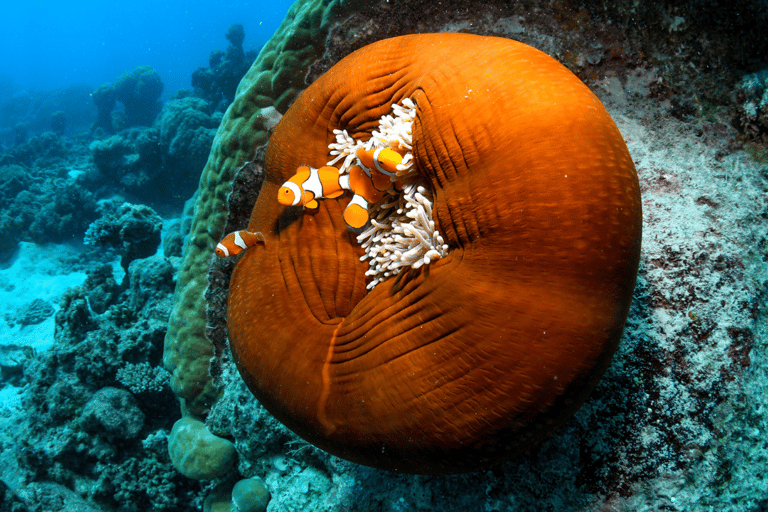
xmin=278 ymin=166 xmax=346 ymax=209
xmin=355 ymin=144 xmax=408 ymax=177
xmin=278 ymin=164 xmax=395 ymax=230
xmin=343 ymin=165 xmax=388 ymax=229
xmin=215 ymin=230 xmax=266 ymax=257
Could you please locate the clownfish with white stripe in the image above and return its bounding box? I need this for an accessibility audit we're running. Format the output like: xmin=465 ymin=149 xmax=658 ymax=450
xmin=278 ymin=164 xmax=397 ymax=230
xmin=215 ymin=230 xmax=266 ymax=257
xmin=355 ymin=144 xmax=408 ymax=177
xmin=278 ymin=166 xmax=347 ymax=210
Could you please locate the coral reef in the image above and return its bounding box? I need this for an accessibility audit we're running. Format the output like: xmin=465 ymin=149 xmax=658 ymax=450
xmin=8 ymin=252 xmax=198 ymax=511
xmin=0 ymin=164 xmax=31 ymax=203
xmin=0 ymin=16 xmax=243 ymax=512
xmin=735 ymin=69 xmax=768 ymax=144
xmin=49 ymin=111 xmax=66 ymax=135
xmin=13 ymin=124 xmax=27 ymax=145
xmin=0 ymin=80 xmax=215 ymax=265
xmin=192 ymin=24 xmax=260 ymax=111
xmin=0 ymin=136 xmax=98 ymax=262
xmin=155 ymin=97 xmax=222 ymax=201
xmin=84 ymin=202 xmax=163 ymax=272
xmin=114 ymin=66 xmax=164 ymax=127
xmin=1 ymin=131 xmax=69 ymax=168
xmin=88 ymin=97 xmax=219 ymax=206
xmin=0 ymin=83 xmax=95 ymax=146
xmin=0 ymin=345 xmax=33 ymax=387
xmin=90 ymin=66 xmax=164 ymax=134
xmin=89 ymin=134 xmax=140 ymax=183
xmin=79 ymin=387 xmax=145 ymax=441
xmin=0 ymin=0 xmax=766 ymax=510
xmin=90 ymin=83 xmax=117 ymax=135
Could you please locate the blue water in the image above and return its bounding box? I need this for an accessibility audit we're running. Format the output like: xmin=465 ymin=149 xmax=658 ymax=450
xmin=0 ymin=0 xmax=294 ymax=96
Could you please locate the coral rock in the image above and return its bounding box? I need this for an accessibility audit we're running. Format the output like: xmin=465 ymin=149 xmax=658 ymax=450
xmin=79 ymin=387 xmax=145 ymax=441
xmin=168 ymin=417 xmax=236 ymax=480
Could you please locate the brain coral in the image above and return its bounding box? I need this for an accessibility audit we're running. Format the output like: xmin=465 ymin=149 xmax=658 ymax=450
xmin=227 ymin=33 xmax=642 ymax=474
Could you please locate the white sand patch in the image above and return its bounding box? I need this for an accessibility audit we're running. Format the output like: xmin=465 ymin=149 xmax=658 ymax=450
xmin=0 ymin=242 xmax=89 ymax=352
xmin=0 ymin=386 xmax=22 ymax=416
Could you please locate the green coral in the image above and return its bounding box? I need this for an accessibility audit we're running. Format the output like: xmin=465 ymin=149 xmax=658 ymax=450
xmin=168 ymin=417 xmax=236 ymax=480
xmin=231 ymin=477 xmax=270 ymax=512
xmin=163 ymin=0 xmax=355 ymax=418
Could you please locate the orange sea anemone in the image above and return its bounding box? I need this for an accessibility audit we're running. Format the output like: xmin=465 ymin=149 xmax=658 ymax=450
xmin=226 ymin=33 xmax=641 ymax=474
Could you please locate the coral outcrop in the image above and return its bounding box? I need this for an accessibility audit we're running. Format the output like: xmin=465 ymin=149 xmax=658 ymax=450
xmin=0 ymin=137 xmax=98 ymax=262
xmin=192 ymin=24 xmax=260 ymax=111
xmin=88 ymin=97 xmax=219 ymax=206
xmin=90 ymin=66 xmax=164 ymax=134
xmin=735 ymin=69 xmax=768 ymax=144
xmin=155 ymin=97 xmax=222 ymax=201
xmin=0 ymin=83 xmax=95 ymax=146
xmin=168 ymin=417 xmax=236 ymax=480
xmin=84 ymin=202 xmax=163 ymax=272
xmin=79 ymin=387 xmax=145 ymax=441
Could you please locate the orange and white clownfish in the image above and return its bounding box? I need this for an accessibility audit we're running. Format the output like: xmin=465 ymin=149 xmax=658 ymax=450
xmin=343 ymin=165 xmax=387 ymax=229
xmin=278 ymin=164 xmax=391 ymax=230
xmin=355 ymin=144 xmax=407 ymax=177
xmin=277 ymin=166 xmax=345 ymax=210
xmin=215 ymin=230 xmax=266 ymax=257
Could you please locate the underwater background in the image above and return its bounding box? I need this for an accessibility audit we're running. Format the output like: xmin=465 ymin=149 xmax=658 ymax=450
xmin=1 ymin=0 xmax=767 ymax=511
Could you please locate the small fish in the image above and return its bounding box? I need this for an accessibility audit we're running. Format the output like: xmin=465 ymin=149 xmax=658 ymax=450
xmin=215 ymin=230 xmax=266 ymax=257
